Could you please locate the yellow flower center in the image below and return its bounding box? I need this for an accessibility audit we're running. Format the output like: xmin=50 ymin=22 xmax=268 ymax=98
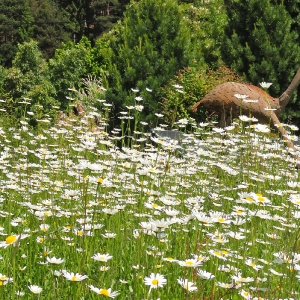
xmin=185 ymin=261 xmax=194 ymax=265
xmin=99 ymin=289 xmax=110 ymax=296
xmin=5 ymin=236 xmax=17 ymax=244
xmin=151 ymin=279 xmax=159 ymax=285
xmin=71 ymin=276 xmax=78 ymax=281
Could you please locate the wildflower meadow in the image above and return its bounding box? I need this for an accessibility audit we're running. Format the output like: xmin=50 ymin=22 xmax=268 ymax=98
xmin=0 ymin=92 xmax=300 ymax=299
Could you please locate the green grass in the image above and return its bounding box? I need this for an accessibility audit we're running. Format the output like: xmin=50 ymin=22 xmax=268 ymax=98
xmin=0 ymin=107 xmax=300 ymax=299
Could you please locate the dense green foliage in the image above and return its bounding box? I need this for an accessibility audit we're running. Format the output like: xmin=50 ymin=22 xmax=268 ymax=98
xmin=160 ymin=64 xmax=246 ymax=126
xmin=47 ymin=38 xmax=94 ymax=110
xmin=101 ymin=0 xmax=201 ymax=120
xmin=222 ymin=0 xmax=300 ymax=123
xmin=3 ymin=0 xmax=300 ymax=127
xmin=95 ymin=0 xmax=226 ymax=122
xmin=29 ymin=0 xmax=74 ymax=59
xmin=0 ymin=0 xmax=129 ymax=66
xmin=280 ymin=0 xmax=300 ymax=121
xmin=0 ymin=0 xmax=34 ymax=66
xmin=87 ymin=0 xmax=130 ymax=41
xmin=3 ymin=40 xmax=58 ymax=123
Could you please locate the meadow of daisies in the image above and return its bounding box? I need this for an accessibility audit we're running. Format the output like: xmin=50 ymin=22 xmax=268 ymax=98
xmin=1 ymin=95 xmax=300 ymax=300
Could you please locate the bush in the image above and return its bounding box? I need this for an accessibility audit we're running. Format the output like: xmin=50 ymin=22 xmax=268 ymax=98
xmin=160 ymin=64 xmax=247 ymax=126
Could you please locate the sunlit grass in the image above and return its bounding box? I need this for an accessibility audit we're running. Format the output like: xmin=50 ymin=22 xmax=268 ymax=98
xmin=0 ymin=105 xmax=300 ymax=299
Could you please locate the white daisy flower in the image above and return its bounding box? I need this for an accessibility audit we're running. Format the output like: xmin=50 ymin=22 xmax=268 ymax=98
xmin=177 ymin=278 xmax=197 ymax=292
xmin=144 ymin=273 xmax=167 ymax=289
xmin=28 ymin=285 xmax=42 ymax=294
xmin=91 ymin=253 xmax=113 ymax=262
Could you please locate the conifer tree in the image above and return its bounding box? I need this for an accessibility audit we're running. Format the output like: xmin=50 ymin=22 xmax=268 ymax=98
xmin=29 ymin=0 xmax=74 ymax=59
xmin=0 ymin=0 xmax=34 ymax=66
xmin=87 ymin=0 xmax=130 ymax=40
xmin=281 ymin=0 xmax=300 ymax=120
xmin=100 ymin=0 xmax=203 ymax=120
xmin=222 ymin=0 xmax=300 ymax=100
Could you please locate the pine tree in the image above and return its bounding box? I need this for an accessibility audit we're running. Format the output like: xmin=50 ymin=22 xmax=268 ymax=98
xmin=99 ymin=0 xmax=203 ymax=120
xmin=87 ymin=0 xmax=130 ymax=41
xmin=0 ymin=0 xmax=34 ymax=66
xmin=29 ymin=0 xmax=74 ymax=59
xmin=280 ymin=0 xmax=300 ymax=120
xmin=222 ymin=0 xmax=300 ymax=98
xmin=55 ymin=0 xmax=129 ymax=44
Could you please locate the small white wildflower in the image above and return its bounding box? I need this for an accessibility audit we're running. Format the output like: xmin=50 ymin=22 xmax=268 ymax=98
xmin=260 ymin=82 xmax=272 ymax=89
xmin=28 ymin=285 xmax=42 ymax=294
